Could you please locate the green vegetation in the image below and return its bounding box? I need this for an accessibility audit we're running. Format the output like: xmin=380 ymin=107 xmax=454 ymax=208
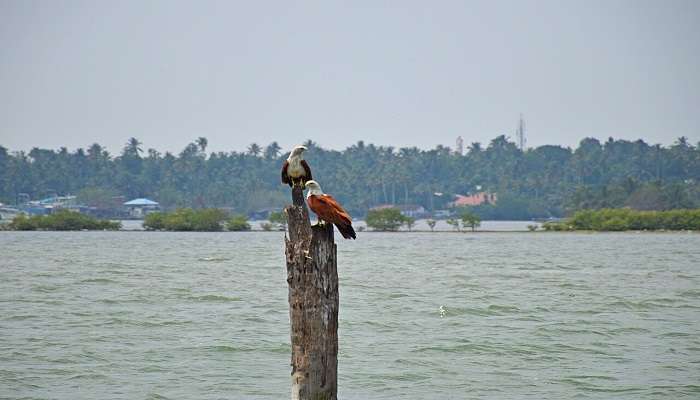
xmin=542 ymin=221 xmax=573 ymax=231
xmin=268 ymin=211 xmax=287 ymax=230
xmin=8 ymin=210 xmax=120 ymax=231
xmin=226 ymin=214 xmax=251 ymax=231
xmin=76 ymin=187 xmax=120 ymax=208
xmin=365 ymin=208 xmax=409 ymax=231
xmin=542 ymin=209 xmax=700 ymax=231
xmin=446 ymin=218 xmax=460 ymax=232
xmin=143 ymin=208 xmax=228 ymax=231
xmin=426 ymin=219 xmax=437 ymax=231
xmin=404 ymin=216 xmax=416 ymax=231
xmin=1 ymin=136 xmax=699 ymax=218
xmin=459 ymin=209 xmax=481 ymax=232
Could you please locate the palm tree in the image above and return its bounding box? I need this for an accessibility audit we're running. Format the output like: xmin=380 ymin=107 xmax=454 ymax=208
xmin=87 ymin=143 xmax=104 ymax=159
xmin=124 ymin=137 xmax=143 ymax=156
xmin=196 ymin=137 xmax=208 ymax=153
xmin=468 ymin=142 xmax=482 ymax=156
xmin=303 ymin=139 xmax=318 ymax=150
xmin=247 ymin=143 xmax=262 ymax=157
xmin=264 ymin=142 xmax=282 ymax=160
xmin=675 ymin=136 xmax=689 ymax=147
xmin=147 ymin=148 xmax=161 ymax=159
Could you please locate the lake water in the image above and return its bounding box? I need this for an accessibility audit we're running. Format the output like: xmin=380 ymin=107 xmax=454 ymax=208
xmin=1 ymin=231 xmax=699 ymax=399
xmin=119 ymin=219 xmax=542 ymax=232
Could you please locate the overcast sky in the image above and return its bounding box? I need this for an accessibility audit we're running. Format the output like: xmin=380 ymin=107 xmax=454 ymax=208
xmin=1 ymin=0 xmax=698 ymax=155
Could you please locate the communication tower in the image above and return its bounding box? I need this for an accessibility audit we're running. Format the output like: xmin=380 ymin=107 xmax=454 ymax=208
xmin=516 ymin=114 xmax=526 ymax=151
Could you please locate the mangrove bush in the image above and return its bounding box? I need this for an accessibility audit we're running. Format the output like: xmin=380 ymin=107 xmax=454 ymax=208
xmin=365 ymin=208 xmax=409 ymax=231
xmin=543 ymin=208 xmax=700 ymax=231
xmin=226 ymin=214 xmax=252 ymax=231
xmin=9 ymin=210 xmax=121 ymax=231
xmin=143 ymin=208 xmax=228 ymax=231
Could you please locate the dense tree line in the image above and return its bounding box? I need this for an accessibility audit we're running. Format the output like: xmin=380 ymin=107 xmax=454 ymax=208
xmin=1 ymin=136 xmax=699 ymax=217
xmin=543 ymin=208 xmax=700 ymax=231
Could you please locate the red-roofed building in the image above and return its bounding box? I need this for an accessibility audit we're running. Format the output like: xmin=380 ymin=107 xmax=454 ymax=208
xmin=449 ymin=192 xmax=497 ymax=207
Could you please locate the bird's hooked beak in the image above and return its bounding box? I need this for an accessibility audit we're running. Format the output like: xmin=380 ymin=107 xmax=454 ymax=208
xmin=304 ymin=180 xmax=323 ymax=196
xmin=290 ymin=145 xmax=307 ymax=158
xmin=304 ymin=180 xmax=318 ymax=191
xmin=296 ymin=145 xmax=307 ymax=153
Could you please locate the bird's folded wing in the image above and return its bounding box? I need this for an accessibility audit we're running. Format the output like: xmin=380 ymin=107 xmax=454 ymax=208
xmin=280 ymin=160 xmax=290 ymax=184
xmin=320 ymin=195 xmax=352 ymax=222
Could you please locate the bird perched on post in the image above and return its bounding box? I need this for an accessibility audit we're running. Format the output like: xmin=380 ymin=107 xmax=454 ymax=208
xmin=305 ymin=180 xmax=356 ymax=240
xmin=281 ymin=145 xmax=313 ymax=187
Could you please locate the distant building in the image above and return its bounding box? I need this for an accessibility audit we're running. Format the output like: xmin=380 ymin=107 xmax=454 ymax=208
xmin=433 ymin=209 xmax=451 ymax=219
xmin=449 ymin=192 xmax=497 ymax=208
xmin=516 ymin=114 xmax=526 ymax=151
xmin=370 ymin=204 xmax=427 ymax=218
xmin=17 ymin=195 xmax=78 ymax=216
xmin=123 ymin=198 xmax=160 ymax=218
xmin=36 ymin=195 xmax=77 ymax=207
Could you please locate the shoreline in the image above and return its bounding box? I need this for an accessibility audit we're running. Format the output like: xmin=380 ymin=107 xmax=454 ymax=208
xmin=2 ymin=228 xmax=698 ymax=234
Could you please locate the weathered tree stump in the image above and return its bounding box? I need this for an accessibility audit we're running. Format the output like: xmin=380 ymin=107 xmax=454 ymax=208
xmin=284 ymin=186 xmax=338 ymax=400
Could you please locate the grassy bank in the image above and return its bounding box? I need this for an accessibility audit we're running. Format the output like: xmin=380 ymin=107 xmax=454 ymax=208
xmin=543 ymin=208 xmax=700 ymax=231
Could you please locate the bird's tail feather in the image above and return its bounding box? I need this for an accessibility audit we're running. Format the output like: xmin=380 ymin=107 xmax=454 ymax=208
xmin=335 ymin=223 xmax=356 ymax=240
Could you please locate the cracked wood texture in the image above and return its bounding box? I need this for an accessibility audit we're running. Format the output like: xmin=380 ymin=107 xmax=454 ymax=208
xmin=285 ymin=186 xmax=338 ymax=400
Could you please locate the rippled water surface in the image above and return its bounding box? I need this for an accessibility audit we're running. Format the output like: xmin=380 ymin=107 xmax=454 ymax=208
xmin=2 ymin=231 xmax=699 ymax=399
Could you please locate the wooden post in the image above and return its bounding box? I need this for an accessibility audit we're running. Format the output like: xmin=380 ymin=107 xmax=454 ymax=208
xmin=284 ymin=186 xmax=338 ymax=400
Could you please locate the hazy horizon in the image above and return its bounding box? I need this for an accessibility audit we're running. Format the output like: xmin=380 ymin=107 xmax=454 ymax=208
xmin=1 ymin=0 xmax=699 ymax=155
xmin=0 ymin=132 xmax=696 ymax=156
